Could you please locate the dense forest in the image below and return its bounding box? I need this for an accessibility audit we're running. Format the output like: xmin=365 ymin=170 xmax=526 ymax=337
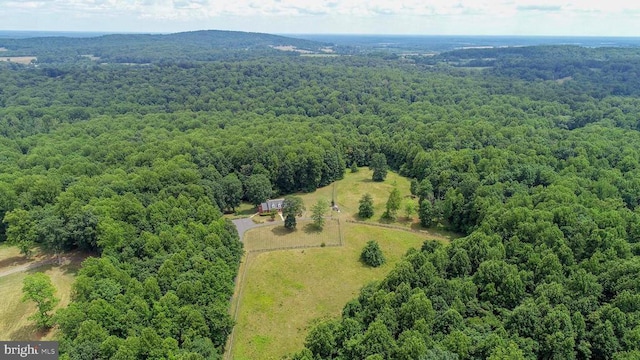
xmin=2 ymin=31 xmax=640 ymax=359
xmin=0 ymin=30 xmax=334 ymax=64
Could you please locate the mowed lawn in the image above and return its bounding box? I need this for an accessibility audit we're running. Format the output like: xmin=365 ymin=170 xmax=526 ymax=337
xmin=231 ymin=222 xmax=448 ymax=360
xmin=0 ymin=245 xmax=85 ymax=341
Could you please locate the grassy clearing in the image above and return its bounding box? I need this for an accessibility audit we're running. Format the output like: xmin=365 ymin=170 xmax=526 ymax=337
xmin=0 ymin=245 xmax=47 ymax=274
xmin=0 ymin=56 xmax=37 ymax=64
xmin=0 ymin=247 xmax=85 ymax=341
xmin=223 ymin=202 xmax=258 ymax=220
xmin=243 ymin=219 xmax=341 ymax=252
xmin=296 ymin=168 xmax=414 ymax=224
xmin=231 ymin=222 xmax=445 ymax=360
xmin=297 ymin=168 xmax=461 ymax=240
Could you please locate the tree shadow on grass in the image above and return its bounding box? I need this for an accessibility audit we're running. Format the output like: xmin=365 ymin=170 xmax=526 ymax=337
xmin=24 ymin=252 xmax=91 ymax=277
xmin=302 ymin=223 xmax=322 ymax=234
xmin=0 ymin=255 xmax=32 ymax=269
xmin=9 ymin=323 xmax=45 ymax=341
xmin=235 ymin=208 xmax=257 ymax=217
xmin=377 ymin=215 xmax=395 ymax=224
xmin=271 ymin=226 xmax=295 ymax=237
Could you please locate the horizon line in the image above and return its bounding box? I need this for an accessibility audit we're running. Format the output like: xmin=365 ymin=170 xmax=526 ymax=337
xmin=1 ymin=29 xmax=640 ymax=39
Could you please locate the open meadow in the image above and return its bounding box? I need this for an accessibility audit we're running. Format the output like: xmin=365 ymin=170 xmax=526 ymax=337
xmin=231 ymin=222 xmax=450 ymax=359
xmin=0 ymin=56 xmax=36 ymax=64
xmin=0 ymin=245 xmax=87 ymax=341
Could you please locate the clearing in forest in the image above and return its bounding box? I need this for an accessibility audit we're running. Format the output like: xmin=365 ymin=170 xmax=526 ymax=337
xmin=228 ymin=168 xmax=458 ymax=359
xmin=231 ymin=222 xmax=448 ymax=359
xmin=0 ymin=245 xmax=89 ymax=341
xmin=0 ymin=56 xmax=37 ymax=64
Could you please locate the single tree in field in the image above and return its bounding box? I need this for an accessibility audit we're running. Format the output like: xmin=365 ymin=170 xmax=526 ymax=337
xmin=350 ymin=162 xmax=359 ymax=173
xmin=285 ymin=214 xmax=297 ymax=230
xmin=369 ymin=153 xmax=388 ymax=182
xmin=361 ymin=240 xmax=385 ymax=267
xmin=283 ymin=196 xmax=305 ymax=230
xmin=384 ymin=188 xmax=402 ymax=220
xmin=22 ymin=273 xmax=59 ymax=329
xmin=359 ymin=193 xmax=375 ymax=219
xmin=311 ymin=199 xmax=329 ymax=230
xmin=404 ymin=201 xmax=417 ymax=221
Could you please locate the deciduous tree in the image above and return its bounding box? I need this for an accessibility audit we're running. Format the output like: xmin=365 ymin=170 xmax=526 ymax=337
xmin=384 ymin=188 xmax=402 ymax=220
xmin=245 ymin=174 xmax=272 ymax=206
xmin=404 ymin=201 xmax=416 ymax=221
xmin=3 ymin=208 xmax=36 ymax=258
xmin=22 ymin=273 xmax=59 ymax=328
xmin=370 ymin=153 xmax=388 ymax=182
xmin=311 ymin=199 xmax=328 ymax=230
xmin=419 ymin=199 xmax=434 ymax=227
xmin=221 ymin=173 xmax=243 ymax=212
xmin=283 ymin=196 xmax=305 ymax=230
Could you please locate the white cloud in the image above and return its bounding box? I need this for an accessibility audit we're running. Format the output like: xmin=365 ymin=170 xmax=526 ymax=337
xmin=0 ymin=0 xmax=638 ymax=35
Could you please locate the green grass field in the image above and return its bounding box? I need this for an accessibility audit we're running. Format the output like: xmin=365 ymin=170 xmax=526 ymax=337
xmin=231 ymin=222 xmax=448 ymax=360
xmin=0 ymin=245 xmax=84 ymax=341
xmin=224 ymin=202 xmax=259 ymax=219
xmin=243 ymin=219 xmax=341 ymax=252
xmin=297 ymin=168 xmax=413 ymax=222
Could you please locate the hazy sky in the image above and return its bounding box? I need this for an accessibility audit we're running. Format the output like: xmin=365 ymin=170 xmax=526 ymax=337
xmin=1 ymin=0 xmax=638 ymax=36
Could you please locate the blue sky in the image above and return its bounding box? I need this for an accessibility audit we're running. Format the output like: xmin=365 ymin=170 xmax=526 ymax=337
xmin=0 ymin=0 xmax=638 ymax=36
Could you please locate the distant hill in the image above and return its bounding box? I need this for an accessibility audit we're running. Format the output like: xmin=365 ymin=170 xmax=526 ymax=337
xmin=0 ymin=30 xmax=335 ymax=64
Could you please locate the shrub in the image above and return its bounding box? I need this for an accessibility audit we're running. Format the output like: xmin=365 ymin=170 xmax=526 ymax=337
xmin=361 ymin=240 xmax=386 ymax=267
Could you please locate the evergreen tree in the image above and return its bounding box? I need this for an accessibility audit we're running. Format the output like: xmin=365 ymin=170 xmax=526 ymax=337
xmin=284 ymin=213 xmax=297 ymax=230
xmin=359 ymin=193 xmax=375 ymax=219
xmin=361 ymin=240 xmax=386 ymax=267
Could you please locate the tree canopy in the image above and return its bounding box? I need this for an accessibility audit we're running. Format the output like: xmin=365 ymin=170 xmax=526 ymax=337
xmin=2 ymin=34 xmax=640 ymax=359
xmin=22 ymin=273 xmax=59 ymax=329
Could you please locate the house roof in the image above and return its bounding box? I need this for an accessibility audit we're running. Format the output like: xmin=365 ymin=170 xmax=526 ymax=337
xmin=260 ymin=198 xmax=284 ymax=211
